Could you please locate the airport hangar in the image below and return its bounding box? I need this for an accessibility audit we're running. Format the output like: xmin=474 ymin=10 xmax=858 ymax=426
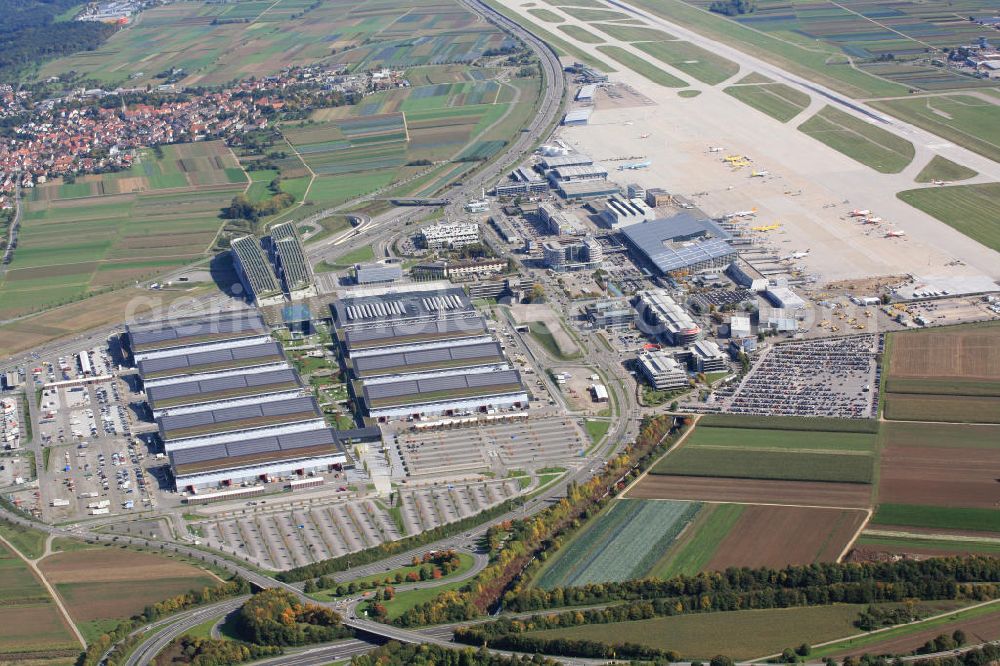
xmin=331 ymin=282 xmax=529 ymax=421
xmin=125 ymin=311 xmax=377 ymax=492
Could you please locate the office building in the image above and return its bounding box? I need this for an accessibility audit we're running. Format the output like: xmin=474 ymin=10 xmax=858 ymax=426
xmin=542 ymin=236 xmax=604 ymax=272
xmin=419 ymin=222 xmax=480 ymax=249
xmin=633 ymin=289 xmax=701 ymax=346
xmin=231 ymin=236 xmax=281 ymax=304
xmin=637 ymin=349 xmax=689 ymax=391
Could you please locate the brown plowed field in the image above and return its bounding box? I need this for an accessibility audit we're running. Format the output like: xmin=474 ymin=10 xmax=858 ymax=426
xmin=879 ymin=445 xmax=1000 ymax=509
xmin=628 ymin=475 xmax=872 ymax=508
xmin=705 ymin=506 xmax=868 ymax=570
xmin=832 ymin=605 xmax=1000 ymax=658
xmin=888 ymin=325 xmax=1000 ymax=380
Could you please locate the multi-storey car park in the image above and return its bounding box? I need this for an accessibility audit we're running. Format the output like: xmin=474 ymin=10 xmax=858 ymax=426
xmin=331 ymin=282 xmax=529 ymax=421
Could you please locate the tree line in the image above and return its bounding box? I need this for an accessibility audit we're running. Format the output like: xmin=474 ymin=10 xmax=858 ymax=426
xmin=151 ymin=636 xmax=280 ymax=666
xmin=348 ymin=641 xmax=561 ymax=666
xmin=388 ymin=416 xmax=687 ymax=627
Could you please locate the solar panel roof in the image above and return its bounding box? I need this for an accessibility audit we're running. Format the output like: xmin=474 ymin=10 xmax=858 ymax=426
xmin=364 ymin=369 xmax=522 ymax=401
xmin=159 ymin=396 xmax=319 ymax=437
xmin=145 ymin=369 xmax=299 ymax=408
xmin=128 ymin=312 xmax=267 ymax=350
xmin=138 ymin=342 xmax=284 ymax=378
xmin=352 ymin=342 xmax=502 ymax=374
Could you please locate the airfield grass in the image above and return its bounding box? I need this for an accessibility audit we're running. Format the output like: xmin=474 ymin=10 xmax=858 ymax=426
xmin=596 ymin=46 xmax=687 ymax=87
xmin=634 ymin=40 xmax=739 ymax=85
xmin=625 ymin=0 xmax=910 ymax=99
xmin=678 ymin=89 xmax=701 ymax=98
xmin=871 ymin=95 xmax=1000 ymax=164
xmin=871 ymin=503 xmax=1000 ymax=534
xmin=896 ymin=183 xmax=1000 ymax=253
xmin=564 ymin=7 xmax=631 ymax=20
xmin=736 ymin=72 xmax=774 ymax=84
xmin=527 ymin=604 xmax=872 ymax=660
xmin=557 ymin=24 xmax=604 ymax=43
xmin=724 ymin=83 xmax=810 ymax=122
xmin=482 ymin=0 xmax=615 ymax=72
xmin=799 ymin=105 xmax=915 ymax=173
xmin=541 ymin=0 xmax=606 ymax=7
xmin=316 ymin=245 xmax=376 ymax=272
xmin=589 ymin=23 xmax=675 ymax=42
xmin=914 ymin=155 xmax=978 ymax=183
xmin=655 ymin=502 xmax=745 ymax=578
xmin=527 ymin=7 xmax=564 ymax=22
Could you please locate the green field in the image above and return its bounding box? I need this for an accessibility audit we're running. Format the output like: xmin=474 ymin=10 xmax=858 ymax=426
xmin=584 ymin=419 xmax=610 ymax=444
xmin=634 ymin=40 xmax=739 ymax=85
xmin=683 ymin=424 xmax=876 ymax=453
xmin=883 ymin=393 xmax=1000 ymax=424
xmin=527 ymin=604 xmax=875 ymax=659
xmin=885 ymin=375 xmax=1000 ymax=398
xmin=317 ymin=245 xmax=376 ymax=272
xmin=871 ymin=503 xmax=1000 ymax=534
xmin=914 ymin=156 xmax=978 ymax=184
xmin=654 ymin=446 xmax=874 ymax=484
xmin=871 ymin=95 xmax=1000 ymax=164
xmin=724 ymin=83 xmax=810 ymax=122
xmin=527 ymin=7 xmax=564 ymax=22
xmin=0 ymin=520 xmax=48 ymax=559
xmin=529 ymin=321 xmax=581 ymax=360
xmin=856 ymin=534 xmax=1000 ymax=556
xmin=535 ymin=499 xmax=702 ymax=589
xmin=557 ymin=24 xmax=604 ymax=43
xmin=311 ymin=552 xmax=475 ymax=601
xmin=897 ymin=183 xmax=1000 ymax=253
xmin=798 ymin=105 xmax=915 ymax=173
xmin=590 ymin=23 xmax=675 ymax=42
xmin=596 ymin=45 xmax=688 ymax=87
xmin=655 ymin=502 xmax=744 ymax=578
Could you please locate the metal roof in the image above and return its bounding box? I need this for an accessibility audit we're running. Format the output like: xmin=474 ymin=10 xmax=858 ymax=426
xmin=540 ymin=153 xmax=593 ymax=169
xmin=137 ymin=341 xmax=284 ymax=379
xmin=331 ymin=286 xmax=471 ymax=326
xmin=146 ymin=368 xmax=300 ymax=409
xmin=355 ymin=264 xmax=403 ymax=284
xmin=159 ymin=396 xmax=319 ymax=439
xmin=128 ymin=312 xmax=267 ymax=351
xmin=343 ymin=317 xmax=486 ymax=350
xmin=352 ymin=341 xmax=503 ymax=376
xmin=363 ymin=369 xmax=523 ymax=406
xmin=620 ymin=214 xmax=735 ymax=274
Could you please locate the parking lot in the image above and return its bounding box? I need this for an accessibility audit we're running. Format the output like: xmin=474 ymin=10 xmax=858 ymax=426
xmin=196 ymin=479 xmax=520 ymax=570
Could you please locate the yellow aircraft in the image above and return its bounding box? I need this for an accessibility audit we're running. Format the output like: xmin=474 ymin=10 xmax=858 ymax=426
xmin=751 ymin=224 xmax=781 ymax=232
xmin=723 ymin=155 xmax=744 ymax=162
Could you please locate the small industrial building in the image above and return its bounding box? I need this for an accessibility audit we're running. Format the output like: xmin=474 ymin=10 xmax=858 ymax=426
xmin=644 ymin=188 xmax=672 ymax=207
xmin=539 ymin=203 xmax=586 ymax=236
xmin=633 ymin=289 xmax=701 ymax=346
xmin=601 ymin=196 xmax=655 ymax=228
xmin=729 ymin=315 xmax=752 ymax=339
xmin=620 ymin=214 xmax=736 ymax=277
xmin=727 ymin=258 xmax=769 ymax=292
xmin=585 ymin=299 xmax=636 ymax=330
xmin=637 ymin=349 xmax=689 ymax=391
xmin=765 ymin=286 xmax=806 ymax=310
xmin=562 ymin=108 xmax=593 ymax=126
xmin=590 ymin=384 xmax=609 ymax=402
xmin=576 ymin=84 xmax=596 ymax=101
xmin=542 ymin=236 xmax=604 ymax=272
xmin=419 ymin=222 xmax=480 ymax=249
xmin=355 ymin=263 xmax=403 ymax=285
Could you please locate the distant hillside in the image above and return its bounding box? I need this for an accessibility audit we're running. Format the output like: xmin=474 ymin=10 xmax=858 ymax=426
xmin=0 ymin=0 xmax=115 ymax=81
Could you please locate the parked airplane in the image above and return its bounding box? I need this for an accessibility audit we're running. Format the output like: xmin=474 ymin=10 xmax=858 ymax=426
xmin=751 ymin=224 xmax=781 ymax=232
xmin=849 ymin=209 xmax=871 ymax=217
xmin=723 ymin=209 xmax=758 ymax=219
xmin=750 ymin=170 xmax=769 ymax=177
xmin=708 ymin=146 xmax=725 ymax=153
xmin=618 ymin=160 xmax=652 ymax=171
xmin=861 ymin=216 xmax=882 ymax=225
xmin=884 ymin=229 xmax=906 ymax=238
xmin=782 ymin=249 xmax=811 ymax=260
xmin=639 ymin=133 xmax=651 ymax=139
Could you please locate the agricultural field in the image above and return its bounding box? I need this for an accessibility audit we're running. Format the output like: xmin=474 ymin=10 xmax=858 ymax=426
xmin=914 ymin=155 xmax=978 ymax=183
xmin=723 ymin=82 xmax=811 ymax=122
xmin=0 ymin=141 xmax=245 ymax=320
xmin=629 ymin=474 xmax=873 ymax=508
xmin=877 ymin=422 xmax=1000 ymax=511
xmin=527 ymin=603 xmax=909 ymax=660
xmin=40 ymin=546 xmax=219 ymax=636
xmin=655 ymin=502 xmax=745 ymax=578
xmin=897 ymin=183 xmax=1000 ymax=253
xmin=798 ymin=105 xmax=915 ymax=173
xmin=629 ymin=0 xmax=997 ymax=98
xmin=649 ymin=420 xmax=877 ymax=484
xmin=38 ymin=0 xmax=515 ymax=88
xmin=852 ymin=534 xmax=1000 ymax=559
xmin=870 ymin=94 xmax=1000 ymax=164
xmin=633 ymin=40 xmax=740 ymax=85
xmin=534 ymin=499 xmax=701 ymax=588
xmin=870 ymin=504 xmax=1000 ymax=534
xmin=596 ymin=46 xmax=688 ymax=87
xmin=0 ymin=541 xmax=80 ymax=660
xmin=881 ymin=322 xmax=1000 ymax=421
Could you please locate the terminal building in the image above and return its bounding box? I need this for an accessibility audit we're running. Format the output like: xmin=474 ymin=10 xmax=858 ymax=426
xmin=600 ymin=196 xmax=655 ymax=228
xmin=542 ymin=236 xmax=604 ymax=272
xmin=620 ymin=214 xmax=736 ymax=277
xmin=230 ymin=236 xmax=282 ymax=305
xmin=637 ymin=349 xmax=689 ymax=391
xmin=126 ymin=311 xmax=358 ymax=492
xmin=331 ymin=282 xmax=528 ymax=420
xmin=419 ymin=222 xmax=480 ymax=249
xmin=633 ymin=289 xmax=701 ymax=346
